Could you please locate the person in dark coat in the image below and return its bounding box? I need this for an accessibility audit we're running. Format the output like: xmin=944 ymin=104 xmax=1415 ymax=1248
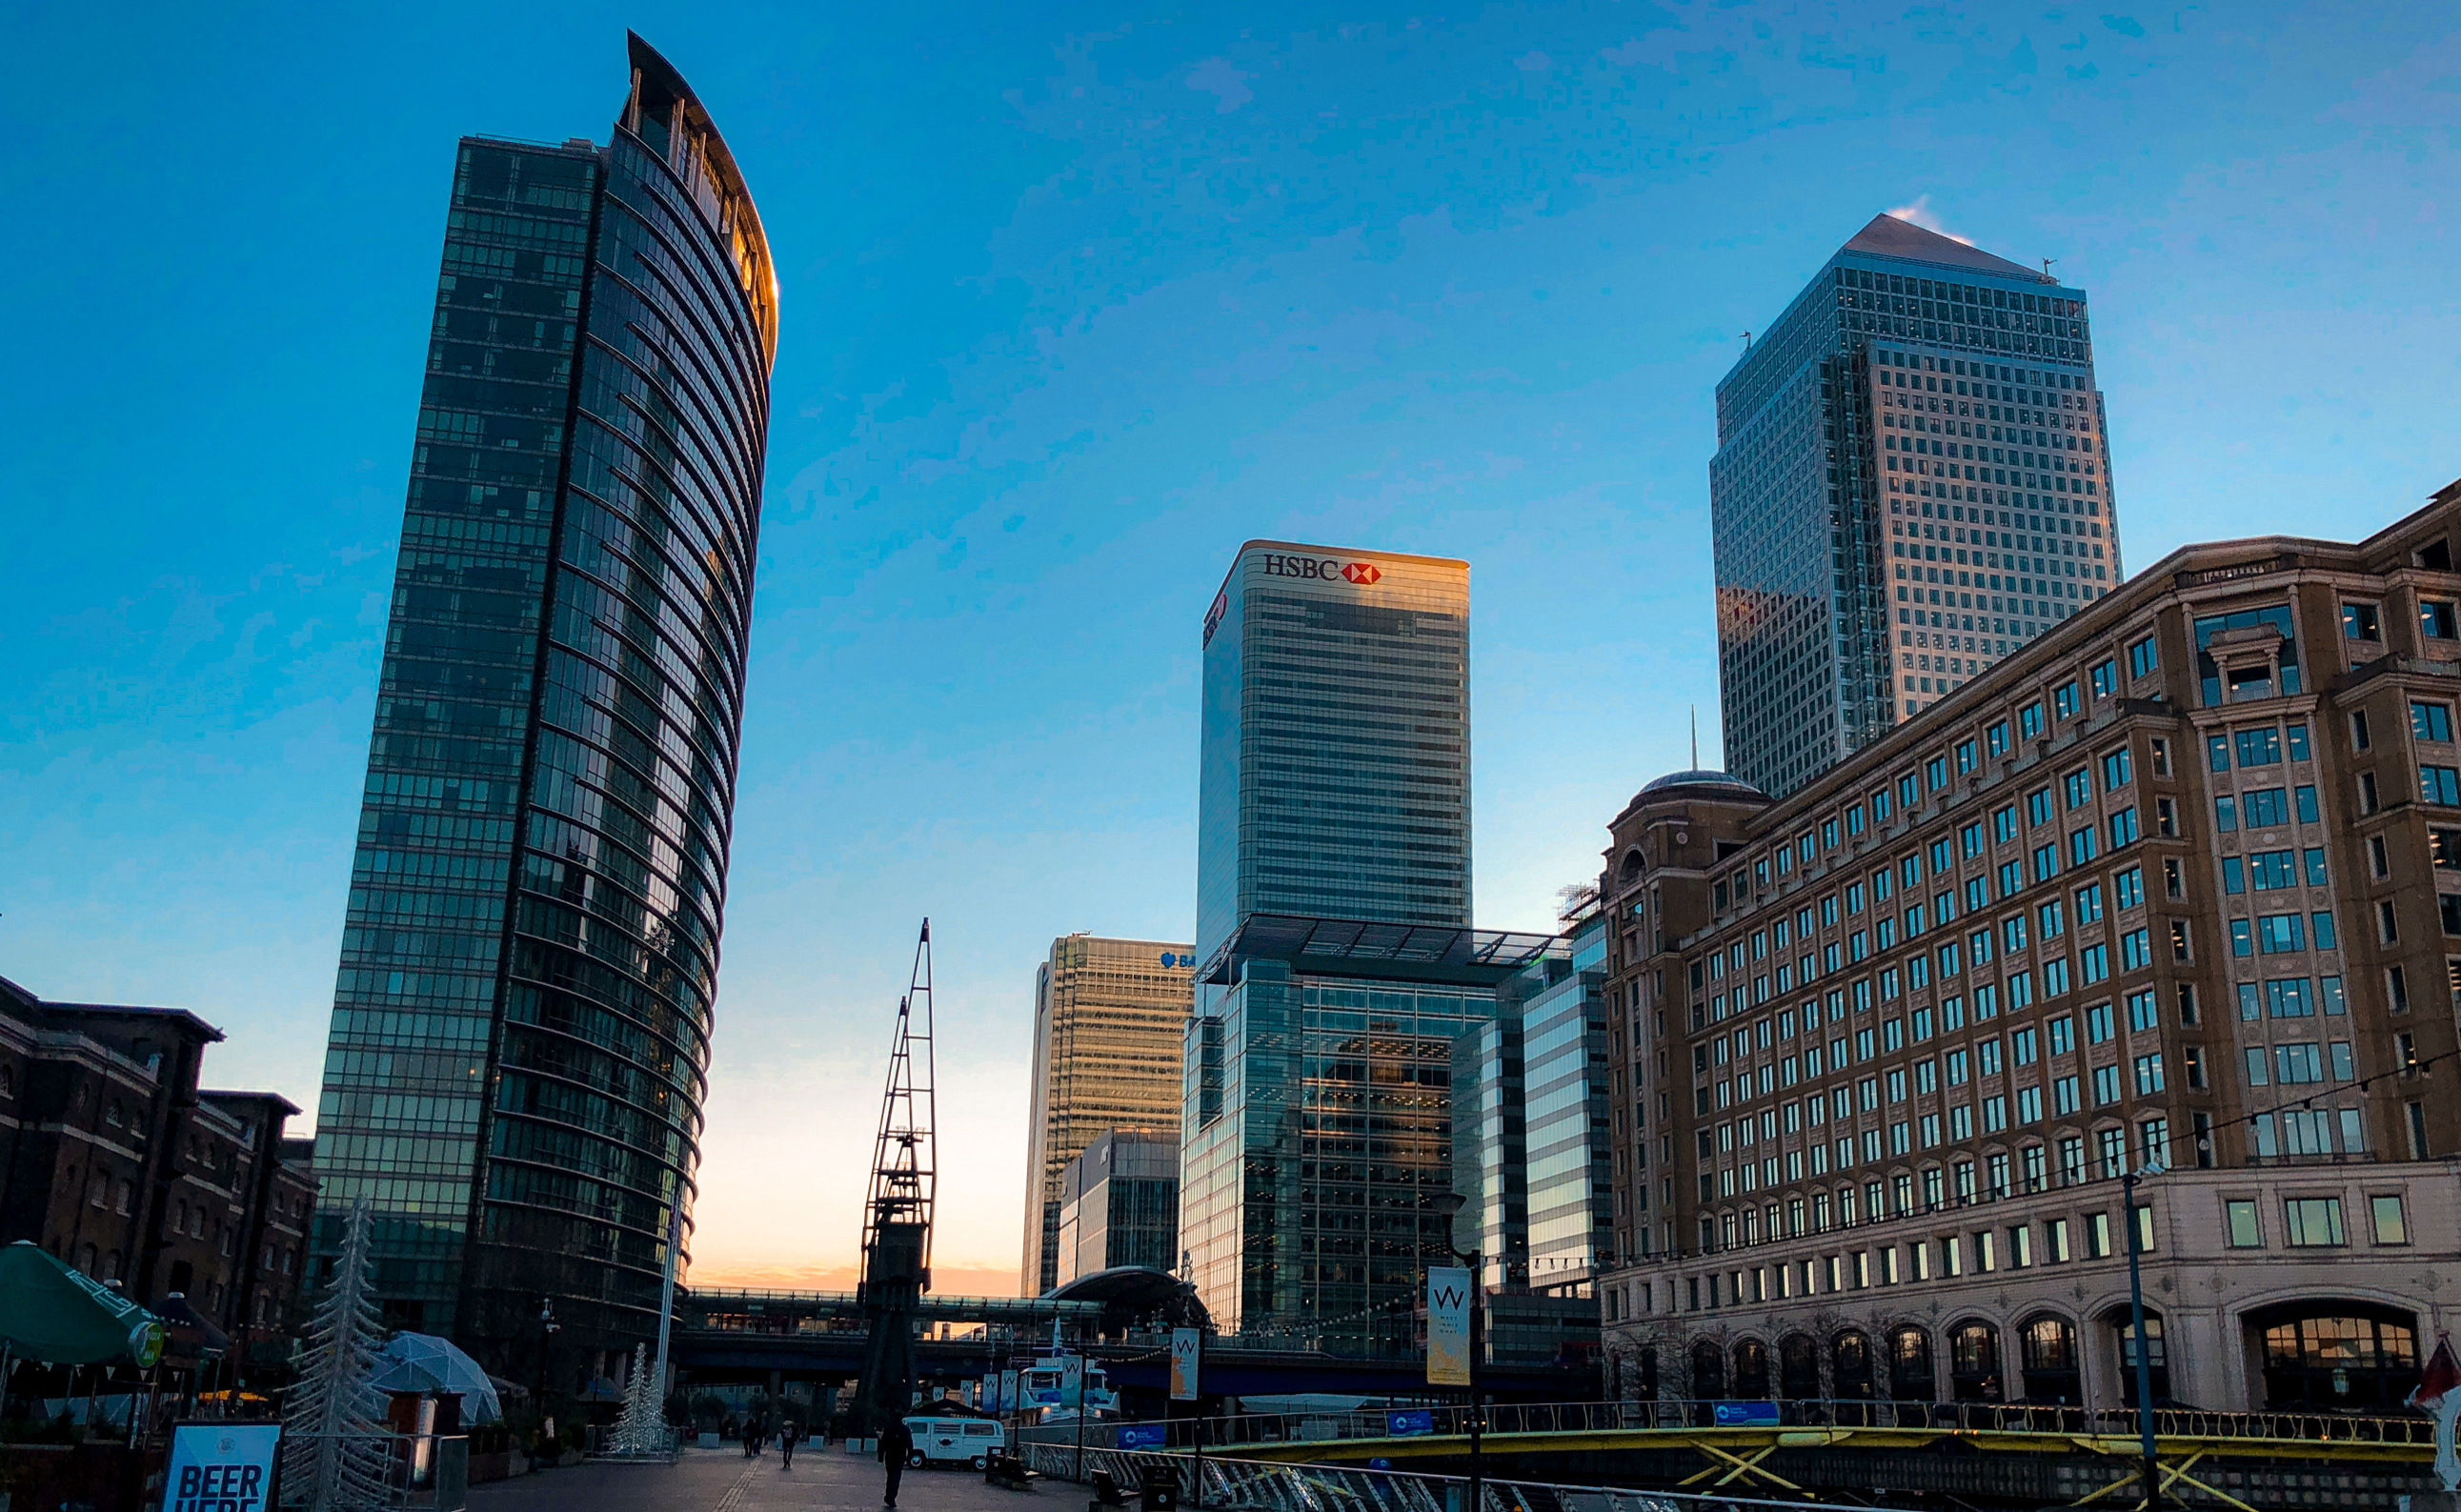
xmin=778 ymin=1420 xmax=799 ymax=1469
xmin=877 ymin=1417 xmax=914 ymax=1507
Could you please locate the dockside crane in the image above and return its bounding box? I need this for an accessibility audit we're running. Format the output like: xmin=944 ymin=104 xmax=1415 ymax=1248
xmin=852 ymin=918 xmax=937 ymax=1435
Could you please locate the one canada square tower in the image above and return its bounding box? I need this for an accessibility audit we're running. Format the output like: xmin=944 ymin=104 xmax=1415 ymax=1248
xmin=1710 ymin=213 xmax=2122 ymax=798
xmin=311 ymin=34 xmax=776 ymax=1379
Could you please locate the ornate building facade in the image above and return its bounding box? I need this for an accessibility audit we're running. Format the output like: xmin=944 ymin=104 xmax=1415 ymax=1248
xmin=1597 ymin=482 xmax=2461 ymax=1414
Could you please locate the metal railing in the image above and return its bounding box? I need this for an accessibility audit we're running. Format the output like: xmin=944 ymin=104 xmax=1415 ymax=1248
xmin=1023 ymin=1444 xmax=1877 ymax=1512
xmin=1021 ymin=1398 xmax=2433 ymax=1453
xmin=276 ymin=1433 xmax=469 ymax=1512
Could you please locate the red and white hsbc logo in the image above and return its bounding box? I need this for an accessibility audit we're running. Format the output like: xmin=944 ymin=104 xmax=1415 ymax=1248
xmin=1261 ymin=554 xmax=1381 ymax=585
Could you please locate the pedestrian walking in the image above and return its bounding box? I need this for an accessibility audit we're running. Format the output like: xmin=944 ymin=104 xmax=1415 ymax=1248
xmin=877 ymin=1417 xmax=914 ymax=1507
xmin=778 ymin=1420 xmax=798 ymax=1468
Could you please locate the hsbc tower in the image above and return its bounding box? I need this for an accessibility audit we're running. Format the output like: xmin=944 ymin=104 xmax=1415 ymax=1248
xmin=1193 ymin=540 xmax=1473 ymax=960
xmin=1180 ymin=541 xmax=1552 ymax=1340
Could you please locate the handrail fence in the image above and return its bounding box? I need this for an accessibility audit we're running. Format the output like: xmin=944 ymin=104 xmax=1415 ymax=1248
xmin=1016 ymin=1397 xmax=2431 ymax=1453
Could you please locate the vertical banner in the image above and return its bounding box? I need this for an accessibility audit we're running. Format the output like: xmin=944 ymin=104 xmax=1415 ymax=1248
xmin=1059 ymin=1354 xmax=1084 ymax=1410
xmin=1169 ymin=1327 xmax=1202 ymax=1401
xmin=162 ymin=1423 xmax=280 ymax=1512
xmin=1426 ymin=1266 xmax=1472 ymax=1386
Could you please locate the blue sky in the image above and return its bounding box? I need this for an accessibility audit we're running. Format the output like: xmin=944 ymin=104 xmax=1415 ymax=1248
xmin=4 ymin=1 xmax=2455 ymax=1289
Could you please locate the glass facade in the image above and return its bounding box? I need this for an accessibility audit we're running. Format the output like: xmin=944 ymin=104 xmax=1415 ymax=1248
xmin=1520 ymin=913 xmax=1613 ymax=1284
xmin=1180 ymin=959 xmax=1503 ymax=1345
xmin=313 ymin=34 xmax=776 ymax=1380
xmin=1712 ymin=212 xmax=2124 ymax=798
xmin=1451 ymin=1011 xmax=1526 ymax=1290
xmin=1452 ymin=910 xmax=1613 ymax=1291
xmin=1018 ymin=936 xmax=1193 ymax=1297
xmin=1054 ymin=1130 xmax=1181 ymax=1284
xmin=1186 ymin=540 xmax=1492 ymax=1343
xmin=1195 ymin=543 xmax=1472 ymax=968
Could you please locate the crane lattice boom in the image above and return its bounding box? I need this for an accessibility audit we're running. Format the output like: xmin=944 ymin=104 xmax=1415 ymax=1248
xmin=853 ymin=918 xmax=936 ymax=1431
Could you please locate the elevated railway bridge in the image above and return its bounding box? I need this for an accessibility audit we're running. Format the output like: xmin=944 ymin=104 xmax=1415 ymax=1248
xmin=669 ymin=1279 xmax=1602 ymax=1402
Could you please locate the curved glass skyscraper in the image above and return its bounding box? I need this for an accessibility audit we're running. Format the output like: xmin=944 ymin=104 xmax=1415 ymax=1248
xmin=312 ymin=34 xmax=775 ymax=1381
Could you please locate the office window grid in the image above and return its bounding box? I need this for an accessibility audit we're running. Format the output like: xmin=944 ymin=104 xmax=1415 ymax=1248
xmin=1714 ymin=217 xmax=2123 ymax=797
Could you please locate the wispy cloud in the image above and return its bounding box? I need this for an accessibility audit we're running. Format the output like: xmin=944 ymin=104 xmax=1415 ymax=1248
xmin=1184 ymin=57 xmax=1252 ymax=113
xmin=1884 ymin=193 xmax=1977 ymax=246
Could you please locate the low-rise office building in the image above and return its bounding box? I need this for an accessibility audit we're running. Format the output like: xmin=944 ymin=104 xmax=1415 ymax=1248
xmin=1447 ymin=907 xmax=1613 ymax=1367
xmin=1454 ymin=906 xmax=1616 ymax=1294
xmin=1180 ymin=915 xmax=1559 ymax=1345
xmin=1054 ymin=1130 xmax=1181 ymax=1285
xmin=1594 ymin=482 xmax=2461 ymax=1414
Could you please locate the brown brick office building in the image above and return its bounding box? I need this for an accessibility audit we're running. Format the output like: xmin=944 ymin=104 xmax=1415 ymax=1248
xmin=1594 ymin=483 xmax=2461 ymax=1414
xmin=0 ymin=975 xmax=315 ymax=1363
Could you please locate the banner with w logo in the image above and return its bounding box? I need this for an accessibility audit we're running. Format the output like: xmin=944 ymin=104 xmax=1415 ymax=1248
xmin=1426 ymin=1266 xmax=1472 ymax=1386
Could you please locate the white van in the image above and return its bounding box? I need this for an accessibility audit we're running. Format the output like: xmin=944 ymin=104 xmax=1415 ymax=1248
xmin=905 ymin=1416 xmax=1006 ymax=1469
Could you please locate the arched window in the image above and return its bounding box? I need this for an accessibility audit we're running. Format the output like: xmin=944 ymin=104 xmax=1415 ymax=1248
xmin=2249 ymin=1301 xmax=2419 ymax=1410
xmin=1691 ymin=1339 xmax=1727 ymax=1399
xmin=1889 ymin=1326 xmax=1936 ymax=1401
xmin=1620 ymin=850 xmax=1646 ymax=885
xmin=1732 ymin=1338 xmax=1770 ymax=1399
xmin=78 ymin=1243 xmax=98 ymax=1275
xmin=2019 ymin=1313 xmax=2082 ymax=1403
xmin=1832 ymin=1329 xmax=1874 ymax=1400
xmin=2107 ymin=1306 xmax=2170 ymax=1402
xmin=1779 ymin=1334 xmax=1820 ymax=1401
xmin=1948 ymin=1320 xmax=2004 ymax=1402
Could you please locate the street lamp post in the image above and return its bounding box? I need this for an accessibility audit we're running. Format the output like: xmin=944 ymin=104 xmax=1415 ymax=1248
xmin=535 ymin=1298 xmax=559 ymax=1436
xmin=1432 ymin=1194 xmax=1483 ymax=1512
xmin=2120 ymin=1161 xmax=2166 ymax=1512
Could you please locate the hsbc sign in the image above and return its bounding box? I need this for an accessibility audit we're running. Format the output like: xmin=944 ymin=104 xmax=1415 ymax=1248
xmin=1261 ymin=554 xmax=1382 ymax=586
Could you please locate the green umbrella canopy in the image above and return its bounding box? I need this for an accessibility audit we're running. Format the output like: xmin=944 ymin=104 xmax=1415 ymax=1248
xmin=0 ymin=1242 xmax=165 ymax=1366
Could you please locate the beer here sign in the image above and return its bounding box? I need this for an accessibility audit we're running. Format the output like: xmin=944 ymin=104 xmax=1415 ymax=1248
xmin=163 ymin=1423 xmax=281 ymax=1512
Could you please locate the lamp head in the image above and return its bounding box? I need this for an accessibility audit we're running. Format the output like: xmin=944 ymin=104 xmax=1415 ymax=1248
xmin=1433 ymin=1192 xmax=1467 ymax=1220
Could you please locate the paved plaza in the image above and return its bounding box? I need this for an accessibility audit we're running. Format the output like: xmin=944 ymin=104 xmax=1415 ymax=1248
xmin=473 ymin=1445 xmax=1047 ymax=1512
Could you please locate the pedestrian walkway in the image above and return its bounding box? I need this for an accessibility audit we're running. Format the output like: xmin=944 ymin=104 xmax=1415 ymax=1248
xmin=472 ymin=1443 xmax=1046 ymax=1512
